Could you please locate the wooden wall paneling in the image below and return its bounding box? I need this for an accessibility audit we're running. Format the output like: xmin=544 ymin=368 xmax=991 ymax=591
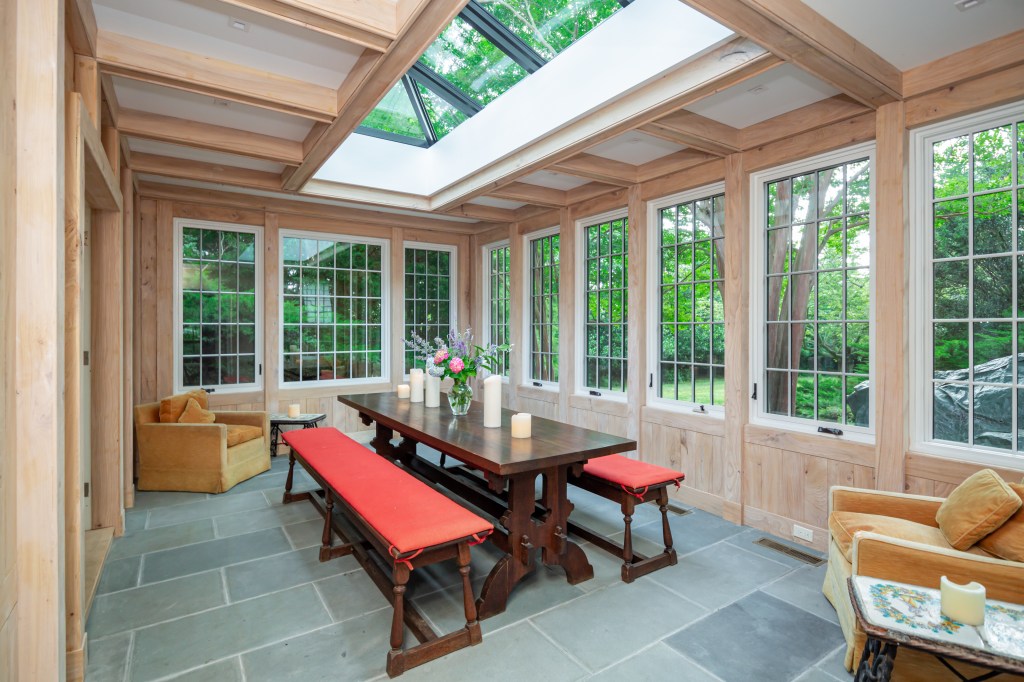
xmin=904 ymin=453 xmax=1024 ymax=488
xmin=904 ymin=62 xmax=1024 ymax=129
xmin=132 ymin=191 xmax=142 ymax=406
xmin=745 ymin=423 xmax=876 ymax=467
xmin=803 ymin=454 xmax=828 ymax=527
xmin=625 ymin=185 xmax=645 ymax=446
xmin=743 ymin=506 xmax=827 ymax=552
xmin=639 ymin=405 xmax=726 ymax=437
xmin=263 ymin=212 xmax=280 ymax=432
xmin=137 ymin=199 xmax=157 ymax=402
xmin=722 ymin=153 xmax=748 ymax=523
xmin=556 ymin=207 xmax=573 ymax=422
xmin=14 ymin=0 xmax=66 ymax=676
xmin=155 ymin=200 xmax=174 ymax=398
xmin=744 ymin=444 xmax=766 ymax=510
xmin=515 ymin=396 xmax=560 ymax=421
xmin=171 ymin=201 xmax=264 ymax=227
xmin=873 ymin=101 xmax=907 ymax=492
xmin=903 ymin=476 xmax=934 ymax=496
xmin=121 ymin=169 xmax=135 ymax=509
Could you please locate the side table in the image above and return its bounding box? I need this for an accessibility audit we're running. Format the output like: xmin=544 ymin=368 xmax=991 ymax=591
xmin=269 ymin=413 xmax=326 ymax=457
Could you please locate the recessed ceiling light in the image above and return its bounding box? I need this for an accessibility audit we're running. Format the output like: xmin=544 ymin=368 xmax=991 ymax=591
xmin=954 ymin=0 xmax=984 ymax=10
xmin=229 ymin=17 xmax=249 ymax=31
xmin=748 ymin=85 xmax=767 ymax=95
xmin=719 ymin=50 xmax=750 ymax=65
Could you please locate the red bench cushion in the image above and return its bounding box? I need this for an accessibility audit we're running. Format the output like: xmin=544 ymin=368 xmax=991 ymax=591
xmin=583 ymin=454 xmax=685 ymax=490
xmin=283 ymin=428 xmax=492 ymax=556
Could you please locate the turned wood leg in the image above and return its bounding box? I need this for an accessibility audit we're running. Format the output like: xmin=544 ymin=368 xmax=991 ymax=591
xmin=387 ymin=563 xmax=410 ymax=677
xmin=621 ymin=495 xmax=635 ymax=565
xmin=659 ymin=488 xmax=674 ymax=553
xmin=457 ymin=543 xmax=480 ymax=640
xmin=319 ymin=491 xmax=333 ymax=562
xmin=281 ymin=453 xmax=297 ymax=504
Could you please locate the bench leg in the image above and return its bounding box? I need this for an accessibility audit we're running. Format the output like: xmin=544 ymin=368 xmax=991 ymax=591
xmin=620 ymin=494 xmax=635 ymax=578
xmin=659 ymin=487 xmax=676 ymax=555
xmin=319 ymin=490 xmax=335 ymax=562
xmin=458 ymin=543 xmax=482 ymax=644
xmin=386 ymin=564 xmax=410 ymax=678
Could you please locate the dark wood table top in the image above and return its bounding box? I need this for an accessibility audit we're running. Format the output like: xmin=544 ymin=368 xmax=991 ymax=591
xmin=338 ymin=392 xmax=636 ymax=476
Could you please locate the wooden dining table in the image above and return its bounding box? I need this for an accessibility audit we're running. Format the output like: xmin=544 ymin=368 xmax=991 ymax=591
xmin=338 ymin=392 xmax=637 ymax=619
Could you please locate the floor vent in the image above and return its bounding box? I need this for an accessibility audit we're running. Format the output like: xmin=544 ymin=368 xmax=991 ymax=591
xmin=753 ymin=537 xmax=825 ymax=566
xmin=666 ymin=503 xmax=692 ymax=516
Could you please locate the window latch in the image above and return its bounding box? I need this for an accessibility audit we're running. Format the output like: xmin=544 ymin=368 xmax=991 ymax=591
xmin=532 ymin=381 xmax=542 ymax=387
xmin=751 ymin=383 xmax=757 ymax=400
xmin=259 ymin=363 xmax=263 ymax=376
xmin=692 ymin=405 xmax=707 ymax=414
xmin=818 ymin=426 xmax=843 ymax=437
xmin=648 ymin=374 xmax=653 ymax=388
xmin=202 ymin=387 xmax=216 ymax=394
xmin=589 ymin=390 xmax=602 ymax=397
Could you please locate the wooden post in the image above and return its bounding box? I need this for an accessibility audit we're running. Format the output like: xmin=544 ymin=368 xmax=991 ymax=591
xmin=155 ymin=200 xmax=174 ymax=398
xmin=556 ymin=207 xmax=573 ymax=422
xmin=121 ymin=168 xmax=135 ymax=509
xmin=507 ymin=222 xmax=523 ymax=411
xmin=73 ymin=55 xmax=98 ymax=128
xmin=264 ymin=213 xmax=280 ymax=415
xmin=722 ymin=153 xmax=749 ymax=524
xmin=874 ymin=101 xmax=907 ymax=492
xmin=625 ymin=185 xmax=646 ymax=445
xmin=13 ymin=0 xmax=67 ymax=679
xmin=390 ymin=227 xmax=405 ymax=386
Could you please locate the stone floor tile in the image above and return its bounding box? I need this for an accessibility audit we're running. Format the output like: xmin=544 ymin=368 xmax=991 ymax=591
xmin=532 ymin=579 xmax=706 ymax=672
xmin=760 ymin=564 xmax=839 ymax=624
xmin=124 ymin=510 xmax=148 ymax=533
xmin=97 ymin=555 xmax=141 ymax=595
xmin=665 ymin=592 xmax=845 ymax=682
xmin=215 ymin=471 xmax=287 ymax=497
xmin=282 ymin=518 xmax=323 ymax=550
xmin=314 ymin=570 xmax=390 ymax=623
xmin=130 ymin=490 xmax=209 ymax=511
xmin=634 ymin=508 xmax=747 ymax=556
xmin=108 ymin=519 xmax=215 ymax=561
xmin=88 ymin=571 xmax=225 ymax=639
xmin=141 ymin=528 xmax=291 ymax=584
xmin=85 ymin=631 xmax=132 ymax=682
xmin=589 ymin=642 xmax=721 ymax=681
xmin=225 ymin=546 xmax=358 ymax=602
xmin=129 ymin=584 xmax=331 ymax=681
xmin=213 ymin=500 xmax=321 ymax=538
xmin=816 ymin=645 xmax=854 ymax=679
xmin=164 ymin=656 xmax=244 ymax=681
xmin=146 ymin=491 xmax=268 ymax=529
xmin=796 ymin=668 xmax=847 ymax=682
xmin=725 ymin=527 xmax=826 ymax=567
xmin=651 ymin=542 xmax=792 ymax=610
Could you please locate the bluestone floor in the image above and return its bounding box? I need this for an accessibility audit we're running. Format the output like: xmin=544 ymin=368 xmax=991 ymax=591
xmin=87 ymin=437 xmax=853 ymax=682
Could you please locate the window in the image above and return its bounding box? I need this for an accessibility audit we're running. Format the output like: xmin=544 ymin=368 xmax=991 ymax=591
xmin=526 ymin=228 xmax=560 ymax=384
xmin=483 ymin=241 xmax=511 ymax=376
xmin=752 ymin=144 xmax=874 ymax=433
xmin=404 ymin=244 xmax=456 ymax=372
xmin=280 ymin=232 xmax=387 ymax=385
xmin=912 ymin=103 xmax=1024 ymax=461
xmin=175 ymin=219 xmax=261 ymax=392
xmin=580 ymin=213 xmax=628 ymax=394
xmin=652 ymin=187 xmax=725 ymax=408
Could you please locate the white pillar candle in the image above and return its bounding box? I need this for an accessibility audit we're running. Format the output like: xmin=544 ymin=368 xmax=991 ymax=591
xmin=511 ymin=413 xmax=532 ymax=438
xmin=425 ymin=373 xmax=441 ymax=407
xmin=940 ymin=576 xmax=986 ymax=625
xmin=409 ymin=368 xmax=424 ymax=403
xmin=396 ymin=384 xmax=410 ymax=399
xmin=287 ymin=403 xmax=300 ymax=419
xmin=483 ymin=375 xmax=502 ymax=427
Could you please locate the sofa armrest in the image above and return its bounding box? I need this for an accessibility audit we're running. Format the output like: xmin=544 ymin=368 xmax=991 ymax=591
xmin=852 ymin=531 xmax=1024 ymax=604
xmin=830 ymin=486 xmax=944 ymax=527
xmin=214 ymin=411 xmax=268 ymax=436
xmin=137 ymin=422 xmax=228 ymax=471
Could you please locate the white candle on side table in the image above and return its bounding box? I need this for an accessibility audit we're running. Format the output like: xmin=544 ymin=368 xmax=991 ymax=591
xmin=287 ymin=403 xmax=300 ymax=419
xmin=483 ymin=375 xmax=502 ymax=427
xmin=425 ymin=372 xmax=441 ymax=407
xmin=397 ymin=384 xmax=410 ymax=399
xmin=940 ymin=576 xmax=986 ymax=625
xmin=409 ymin=368 xmax=424 ymax=403
xmin=511 ymin=413 xmax=532 ymax=438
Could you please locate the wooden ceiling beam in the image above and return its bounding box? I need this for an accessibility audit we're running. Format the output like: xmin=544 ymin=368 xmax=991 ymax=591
xmin=636 ymin=149 xmax=716 ymax=183
xmin=118 ymin=109 xmax=304 ymax=165
xmin=282 ymin=0 xmax=469 ymax=191
xmin=212 ymin=0 xmax=394 ymax=52
xmin=445 ymin=204 xmax=517 ymax=223
xmin=740 ymin=94 xmax=869 ymax=149
xmin=66 ymin=0 xmax=98 ymax=57
xmin=130 ymin=152 xmax=284 ymax=192
xmin=640 ymin=110 xmax=742 ymax=156
xmin=487 ymin=182 xmax=567 ymax=208
xmin=902 ymin=28 xmax=1024 ymax=99
xmin=96 ymin=31 xmax=337 ymax=122
xmin=548 ymin=154 xmax=637 ymax=186
xmin=679 ymin=0 xmax=901 ymax=107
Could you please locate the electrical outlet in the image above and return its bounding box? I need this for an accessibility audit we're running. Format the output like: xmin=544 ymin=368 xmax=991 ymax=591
xmin=792 ymin=524 xmax=814 ymax=542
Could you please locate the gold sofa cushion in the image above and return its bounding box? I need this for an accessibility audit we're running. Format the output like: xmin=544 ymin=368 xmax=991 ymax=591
xmin=159 ymin=389 xmax=209 ymax=423
xmin=227 ymin=425 xmax=263 ymax=448
xmin=977 ymin=482 xmax=1024 ymax=562
xmin=936 ymin=468 xmax=1021 ymax=550
xmin=829 ymin=512 xmax=953 ymax=561
xmin=178 ymin=397 xmax=215 ymax=424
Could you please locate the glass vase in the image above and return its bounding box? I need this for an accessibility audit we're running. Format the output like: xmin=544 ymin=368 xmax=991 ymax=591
xmin=448 ymin=381 xmax=473 ymax=416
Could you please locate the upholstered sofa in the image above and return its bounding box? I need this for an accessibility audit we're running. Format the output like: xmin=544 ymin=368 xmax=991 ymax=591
xmin=134 ymin=394 xmax=270 ymax=494
xmin=822 ymin=484 xmax=1024 ymax=681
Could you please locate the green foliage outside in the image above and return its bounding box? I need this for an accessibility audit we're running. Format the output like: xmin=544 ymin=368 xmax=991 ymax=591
xmin=404 ymin=247 xmax=453 ymax=372
xmin=530 ymin=234 xmax=560 ymax=382
xmin=481 ymin=0 xmax=622 ymax=60
xmin=584 ymin=218 xmax=628 ymax=391
xmin=488 ymin=245 xmax=512 ymax=375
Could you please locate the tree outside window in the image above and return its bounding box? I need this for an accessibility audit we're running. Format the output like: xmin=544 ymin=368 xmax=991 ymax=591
xmin=583 ymin=216 xmax=628 ymax=392
xmin=528 ymin=232 xmax=559 ymax=383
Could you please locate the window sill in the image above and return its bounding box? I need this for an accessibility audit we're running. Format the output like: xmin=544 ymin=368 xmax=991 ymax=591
xmin=641 ymin=404 xmax=725 ymax=437
xmin=517 ymin=384 xmax=559 ymax=403
xmin=569 ymin=393 xmax=629 ymax=417
xmin=907 ymin=443 xmax=1024 ymax=475
xmin=745 ymin=421 xmax=875 ymax=466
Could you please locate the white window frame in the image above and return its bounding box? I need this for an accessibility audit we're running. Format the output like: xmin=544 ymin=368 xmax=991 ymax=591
xmin=278 ymin=228 xmax=391 ymax=388
xmin=481 ymin=239 xmax=511 ymax=380
xmin=173 ymin=217 xmax=264 ymax=394
xmin=748 ymin=142 xmax=877 ymax=442
xmin=646 ymin=182 xmax=727 ymax=416
xmin=521 ymin=226 xmax=560 ymax=391
xmin=910 ymin=100 xmax=1024 ymax=467
xmin=402 ymin=241 xmax=458 ymax=377
xmin=575 ymin=207 xmax=630 ymax=400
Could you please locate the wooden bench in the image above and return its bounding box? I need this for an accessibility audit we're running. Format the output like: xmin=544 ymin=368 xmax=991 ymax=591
xmin=568 ymin=454 xmax=685 ymax=583
xmin=281 ymin=427 xmax=493 ymax=678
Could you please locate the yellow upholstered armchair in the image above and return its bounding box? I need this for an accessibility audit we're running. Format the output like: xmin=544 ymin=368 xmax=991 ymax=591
xmin=134 ymin=399 xmax=271 ymax=494
xmin=822 ymin=484 xmax=1024 ymax=681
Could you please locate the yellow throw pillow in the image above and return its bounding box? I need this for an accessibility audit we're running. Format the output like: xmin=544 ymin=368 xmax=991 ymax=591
xmin=936 ymin=469 xmax=1022 ymax=551
xmin=177 ymin=397 xmax=215 ymax=424
xmin=159 ymin=389 xmax=209 ymax=423
xmin=977 ymin=483 xmax=1024 ymax=562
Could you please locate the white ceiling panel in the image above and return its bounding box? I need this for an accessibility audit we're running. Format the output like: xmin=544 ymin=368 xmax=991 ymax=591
xmin=520 ymin=170 xmax=590 ymax=190
xmin=802 ymin=0 xmax=1024 ymax=70
xmin=113 ymin=77 xmax=315 ymax=142
xmin=94 ymin=0 xmax=362 ymax=88
xmin=684 ymin=63 xmax=839 ymax=129
xmin=468 ymin=196 xmax=526 ymax=210
xmin=128 ymin=138 xmax=286 ymax=173
xmin=586 ymin=131 xmax=685 ymax=165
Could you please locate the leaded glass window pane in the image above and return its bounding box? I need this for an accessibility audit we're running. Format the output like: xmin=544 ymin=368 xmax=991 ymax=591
xmin=404 ymin=246 xmax=454 ymax=372
xmin=583 ymin=217 xmax=628 ymax=392
xmin=529 ymin=233 xmax=559 ymax=382
xmin=486 ymin=244 xmax=512 ymax=375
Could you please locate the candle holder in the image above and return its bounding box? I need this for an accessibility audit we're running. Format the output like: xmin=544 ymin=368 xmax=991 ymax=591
xmin=940 ymin=575 xmax=986 ymax=625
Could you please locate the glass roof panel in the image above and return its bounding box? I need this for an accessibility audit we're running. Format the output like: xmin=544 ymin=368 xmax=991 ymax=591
xmin=480 ymin=0 xmax=622 ymax=60
xmin=419 ymin=16 xmax=529 ymax=107
xmin=360 ymin=82 xmax=426 ymax=141
xmin=416 ymin=83 xmax=469 ymax=140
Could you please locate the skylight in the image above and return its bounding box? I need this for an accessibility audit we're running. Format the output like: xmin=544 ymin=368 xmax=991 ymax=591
xmin=356 ymin=0 xmax=631 ymax=146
